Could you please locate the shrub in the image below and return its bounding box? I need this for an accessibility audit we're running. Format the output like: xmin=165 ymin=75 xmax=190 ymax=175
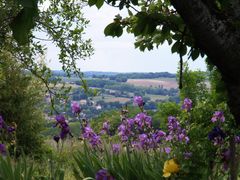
xmin=0 ymin=51 xmax=45 ymax=156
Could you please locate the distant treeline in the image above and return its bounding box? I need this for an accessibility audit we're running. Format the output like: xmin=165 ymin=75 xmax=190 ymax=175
xmin=93 ymin=72 xmax=176 ymax=81
xmin=51 ymin=71 xmax=176 ymax=80
xmin=51 ymin=70 xmax=119 ymax=78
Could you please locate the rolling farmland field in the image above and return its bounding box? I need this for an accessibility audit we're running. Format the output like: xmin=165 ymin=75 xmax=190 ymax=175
xmin=126 ymin=78 xmax=178 ymax=89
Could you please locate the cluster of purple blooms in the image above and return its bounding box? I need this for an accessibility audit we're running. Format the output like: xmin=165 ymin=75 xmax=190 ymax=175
xmin=71 ymin=101 xmax=81 ymax=115
xmin=211 ymin=111 xmax=225 ymax=123
xmin=182 ymin=98 xmax=192 ymax=112
xmin=208 ymin=126 xmax=226 ymax=146
xmin=117 ymin=98 xmax=193 ymax=151
xmin=118 ymin=112 xmax=168 ymax=150
xmin=82 ymin=126 xmax=101 ymax=148
xmin=166 ymin=116 xmax=190 ymax=144
xmin=208 ymin=111 xmax=226 ymax=145
xmin=100 ymin=121 xmax=110 ymax=135
xmin=53 ymin=101 xmax=81 ymax=143
xmin=111 ymin=144 xmax=120 ymax=154
xmin=207 ymin=110 xmax=238 ymax=170
xmin=0 ymin=115 xmax=17 ymax=156
xmin=117 ymin=113 xmax=153 ymax=142
xmin=118 ymin=118 xmax=135 ymax=142
xmin=0 ymin=115 xmax=16 ymax=134
xmin=0 ymin=144 xmax=6 ymax=156
xmin=133 ymin=96 xmax=145 ymax=107
xmin=53 ymin=115 xmax=72 ymax=142
xmin=135 ymin=113 xmax=152 ymax=130
xmin=0 ymin=116 xmax=4 ymax=129
xmin=137 ymin=131 xmax=166 ymax=150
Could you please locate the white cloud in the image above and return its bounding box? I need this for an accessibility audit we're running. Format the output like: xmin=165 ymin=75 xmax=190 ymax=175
xmin=45 ymin=3 xmax=206 ymax=73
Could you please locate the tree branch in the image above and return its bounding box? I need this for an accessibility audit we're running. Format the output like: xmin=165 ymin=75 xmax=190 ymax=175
xmin=170 ymin=0 xmax=240 ymax=82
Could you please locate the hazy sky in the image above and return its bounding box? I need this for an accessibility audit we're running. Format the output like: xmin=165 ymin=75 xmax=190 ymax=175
xmin=45 ymin=5 xmax=206 ymax=73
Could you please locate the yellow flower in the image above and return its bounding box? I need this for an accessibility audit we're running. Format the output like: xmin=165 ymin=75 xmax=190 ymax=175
xmin=163 ymin=159 xmax=180 ymax=178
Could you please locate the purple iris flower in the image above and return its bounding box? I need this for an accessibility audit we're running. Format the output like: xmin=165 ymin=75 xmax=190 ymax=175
xmin=138 ymin=134 xmax=153 ymax=149
xmin=208 ymin=126 xmax=226 ymax=145
xmin=7 ymin=126 xmax=15 ymax=133
xmin=83 ymin=127 xmax=94 ymax=139
xmin=235 ymin=135 xmax=240 ymax=143
xmin=126 ymin=118 xmax=134 ymax=126
xmin=89 ymin=134 xmax=101 ymax=147
xmin=184 ymin=152 xmax=192 ymax=159
xmin=152 ymin=130 xmax=166 ymax=143
xmin=95 ymin=169 xmax=115 ymax=180
xmin=71 ymin=101 xmax=81 ymax=114
xmin=60 ymin=124 xmax=70 ymax=139
xmin=83 ymin=126 xmax=101 ymax=147
xmin=139 ymin=134 xmax=148 ymax=143
xmin=54 ymin=115 xmax=72 ymax=140
xmin=101 ymin=121 xmax=110 ymax=135
xmin=112 ymin=144 xmax=120 ymax=154
xmin=117 ymin=123 xmax=134 ymax=142
xmin=134 ymin=113 xmax=152 ymax=129
xmin=133 ymin=96 xmax=144 ymax=107
xmin=0 ymin=144 xmax=6 ymax=155
xmin=0 ymin=116 xmax=4 ymax=129
xmin=53 ymin=135 xmax=60 ymax=143
xmin=167 ymin=116 xmax=190 ymax=144
xmin=182 ymin=98 xmax=192 ymax=112
xmin=131 ymin=141 xmax=142 ymax=150
xmin=211 ymin=111 xmax=225 ymax=123
xmin=55 ymin=115 xmax=66 ymax=124
xmin=165 ymin=147 xmax=171 ymax=154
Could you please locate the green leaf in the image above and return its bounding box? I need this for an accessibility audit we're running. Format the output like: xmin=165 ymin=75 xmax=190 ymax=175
xmin=153 ymin=34 xmax=165 ymax=45
xmin=96 ymin=0 xmax=104 ymax=9
xmin=133 ymin=12 xmax=157 ymax=36
xmin=180 ymin=44 xmax=187 ymax=56
xmin=128 ymin=9 xmax=133 ymax=16
xmin=131 ymin=0 xmax=138 ymax=5
xmin=171 ymin=41 xmax=180 ymax=54
xmin=119 ymin=0 xmax=126 ymax=10
xmin=10 ymin=7 xmax=38 ymax=45
xmin=191 ymin=49 xmax=200 ymax=60
xmin=133 ymin=13 xmax=148 ymax=36
xmin=18 ymin=0 xmax=38 ymax=8
xmin=104 ymin=23 xmax=123 ymax=37
xmin=88 ymin=0 xmax=97 ymax=6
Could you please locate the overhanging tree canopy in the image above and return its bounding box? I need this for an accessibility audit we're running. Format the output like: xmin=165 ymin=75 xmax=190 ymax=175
xmin=88 ymin=0 xmax=240 ymax=127
xmin=0 ymin=0 xmax=94 ymax=111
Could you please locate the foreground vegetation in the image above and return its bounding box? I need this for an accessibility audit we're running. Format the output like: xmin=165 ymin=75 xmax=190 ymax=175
xmin=2 ymin=0 xmax=240 ymax=179
xmin=0 ymin=91 xmax=239 ymax=179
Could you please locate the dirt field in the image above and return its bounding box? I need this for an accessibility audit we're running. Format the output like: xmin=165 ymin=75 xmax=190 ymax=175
xmin=127 ymin=78 xmax=178 ymax=89
xmin=104 ymin=97 xmax=130 ymax=103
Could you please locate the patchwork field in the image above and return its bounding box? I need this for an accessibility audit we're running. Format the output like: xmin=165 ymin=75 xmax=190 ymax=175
xmin=127 ymin=78 xmax=178 ymax=89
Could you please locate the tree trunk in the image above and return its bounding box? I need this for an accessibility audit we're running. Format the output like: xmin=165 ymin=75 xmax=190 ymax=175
xmin=170 ymin=0 xmax=240 ymax=178
xmin=229 ymin=136 xmax=239 ymax=180
xmin=170 ymin=0 xmax=240 ymax=126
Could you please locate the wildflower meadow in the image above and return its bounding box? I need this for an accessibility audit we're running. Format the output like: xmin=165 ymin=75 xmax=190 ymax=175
xmin=0 ymin=93 xmax=238 ymax=179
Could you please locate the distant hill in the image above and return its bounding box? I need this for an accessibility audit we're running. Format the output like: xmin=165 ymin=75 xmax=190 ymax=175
xmin=51 ymin=70 xmax=119 ymax=77
xmin=108 ymin=72 xmax=176 ymax=79
xmin=51 ymin=70 xmax=176 ymax=79
xmin=84 ymin=71 xmax=119 ymax=77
